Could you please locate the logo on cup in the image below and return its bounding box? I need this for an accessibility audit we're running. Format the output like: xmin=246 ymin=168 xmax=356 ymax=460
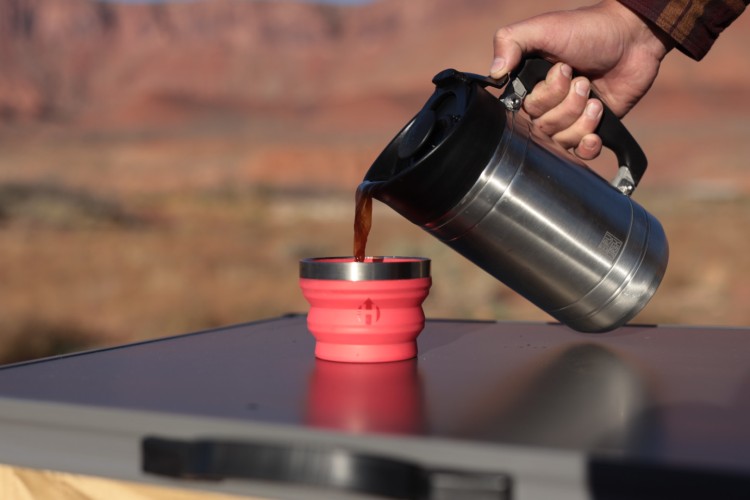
xmin=357 ymin=298 xmax=380 ymax=325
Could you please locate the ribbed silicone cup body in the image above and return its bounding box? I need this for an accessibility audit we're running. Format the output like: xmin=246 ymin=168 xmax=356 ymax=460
xmin=300 ymin=277 xmax=431 ymax=363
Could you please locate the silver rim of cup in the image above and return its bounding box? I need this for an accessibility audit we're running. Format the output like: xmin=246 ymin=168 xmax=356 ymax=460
xmin=300 ymin=256 xmax=430 ymax=281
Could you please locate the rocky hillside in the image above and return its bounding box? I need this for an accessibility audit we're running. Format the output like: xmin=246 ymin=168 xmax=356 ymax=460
xmin=0 ymin=0 xmax=502 ymax=127
xmin=4 ymin=0 xmax=747 ymax=130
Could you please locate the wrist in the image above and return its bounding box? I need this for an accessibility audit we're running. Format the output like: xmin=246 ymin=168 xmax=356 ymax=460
xmin=607 ymin=0 xmax=674 ymax=61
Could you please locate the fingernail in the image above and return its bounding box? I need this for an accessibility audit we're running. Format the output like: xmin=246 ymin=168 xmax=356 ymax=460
xmin=585 ymin=100 xmax=603 ymax=119
xmin=490 ymin=57 xmax=506 ymax=77
xmin=575 ymin=79 xmax=590 ymax=97
xmin=560 ymin=63 xmax=573 ymax=79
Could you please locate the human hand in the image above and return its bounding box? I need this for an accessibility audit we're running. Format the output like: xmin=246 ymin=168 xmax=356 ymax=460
xmin=491 ymin=0 xmax=672 ymax=159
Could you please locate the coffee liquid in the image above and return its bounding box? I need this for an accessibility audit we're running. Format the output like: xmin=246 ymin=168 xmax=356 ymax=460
xmin=353 ymin=181 xmax=377 ymax=262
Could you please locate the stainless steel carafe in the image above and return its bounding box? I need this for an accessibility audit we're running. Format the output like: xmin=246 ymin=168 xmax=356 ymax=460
xmin=362 ymin=60 xmax=668 ymax=332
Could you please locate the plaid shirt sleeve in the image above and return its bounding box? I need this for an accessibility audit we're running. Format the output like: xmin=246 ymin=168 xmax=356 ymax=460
xmin=618 ymin=0 xmax=748 ymax=60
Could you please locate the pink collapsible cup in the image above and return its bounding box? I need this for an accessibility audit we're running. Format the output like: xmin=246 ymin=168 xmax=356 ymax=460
xmin=299 ymin=257 xmax=431 ymax=363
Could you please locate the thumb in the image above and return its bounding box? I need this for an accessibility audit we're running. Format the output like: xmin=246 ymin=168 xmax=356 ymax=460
xmin=490 ymin=20 xmax=554 ymax=79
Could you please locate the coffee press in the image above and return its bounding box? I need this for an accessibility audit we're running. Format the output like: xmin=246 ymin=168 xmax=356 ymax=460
xmin=362 ymin=59 xmax=668 ymax=332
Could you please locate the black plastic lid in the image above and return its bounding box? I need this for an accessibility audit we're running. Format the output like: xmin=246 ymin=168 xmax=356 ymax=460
xmin=363 ymin=69 xmax=507 ymax=226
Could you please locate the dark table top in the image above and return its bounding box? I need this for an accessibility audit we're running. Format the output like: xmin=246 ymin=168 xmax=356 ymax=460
xmin=1 ymin=315 xmax=750 ymax=474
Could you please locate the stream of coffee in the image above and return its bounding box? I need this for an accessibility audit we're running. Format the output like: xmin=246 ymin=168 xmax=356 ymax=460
xmin=353 ymin=181 xmax=378 ymax=262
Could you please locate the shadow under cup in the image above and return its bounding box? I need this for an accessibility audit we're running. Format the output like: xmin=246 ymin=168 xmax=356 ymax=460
xmin=299 ymin=257 xmax=431 ymax=363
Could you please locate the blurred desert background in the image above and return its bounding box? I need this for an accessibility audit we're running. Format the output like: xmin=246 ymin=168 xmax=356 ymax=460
xmin=1 ymin=0 xmax=749 ymax=364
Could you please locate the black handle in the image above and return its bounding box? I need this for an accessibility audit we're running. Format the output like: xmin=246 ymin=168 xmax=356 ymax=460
xmin=509 ymin=58 xmax=647 ymax=195
xmin=142 ymin=436 xmax=511 ymax=499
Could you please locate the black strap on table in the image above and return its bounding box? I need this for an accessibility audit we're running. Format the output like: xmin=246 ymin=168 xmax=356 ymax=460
xmin=142 ymin=436 xmax=511 ymax=500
